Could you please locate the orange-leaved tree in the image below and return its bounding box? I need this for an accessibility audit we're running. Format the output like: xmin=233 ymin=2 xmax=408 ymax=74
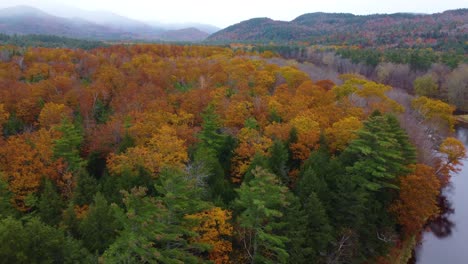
xmin=185 ymin=207 xmax=233 ymax=264
xmin=391 ymin=164 xmax=440 ymax=235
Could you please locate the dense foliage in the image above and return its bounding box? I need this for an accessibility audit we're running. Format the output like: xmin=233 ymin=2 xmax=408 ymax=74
xmin=0 ymin=43 xmax=464 ymax=263
xmin=0 ymin=34 xmax=106 ymax=50
xmin=208 ymin=9 xmax=468 ymax=50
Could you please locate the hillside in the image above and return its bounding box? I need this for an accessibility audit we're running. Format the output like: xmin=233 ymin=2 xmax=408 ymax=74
xmin=0 ymin=5 xmax=211 ymax=42
xmin=207 ymin=17 xmax=314 ymax=41
xmin=207 ymin=9 xmax=468 ymax=49
xmin=0 ymin=6 xmax=124 ymax=40
xmin=157 ymin=27 xmax=209 ymax=42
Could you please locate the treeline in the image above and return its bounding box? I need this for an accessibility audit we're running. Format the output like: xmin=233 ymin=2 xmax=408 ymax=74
xmin=0 ymin=34 xmax=106 ymax=50
xmin=251 ymin=45 xmax=468 ymax=111
xmin=336 ymin=47 xmax=466 ymax=70
xmin=0 ymin=44 xmax=465 ymax=263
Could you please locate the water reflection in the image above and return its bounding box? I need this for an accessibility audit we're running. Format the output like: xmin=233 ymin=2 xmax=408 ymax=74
xmin=414 ymin=127 xmax=468 ymax=264
xmin=426 ymin=194 xmax=455 ymax=238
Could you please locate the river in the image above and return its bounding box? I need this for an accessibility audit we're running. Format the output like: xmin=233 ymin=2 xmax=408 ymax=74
xmin=414 ymin=127 xmax=468 ymax=263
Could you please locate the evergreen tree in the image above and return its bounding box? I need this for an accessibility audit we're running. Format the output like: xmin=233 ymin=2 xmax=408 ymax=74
xmin=38 ymin=179 xmax=64 ymax=226
xmin=0 ymin=217 xmax=93 ymax=263
xmin=301 ymin=192 xmax=333 ymax=261
xmin=284 ymin=194 xmax=309 ymax=264
xmin=235 ymin=167 xmax=290 ymax=264
xmin=296 ymin=148 xmax=331 ymax=206
xmin=73 ymin=171 xmax=98 ymax=206
xmin=0 ymin=177 xmax=15 ymax=218
xmin=103 ymin=169 xmax=211 ymax=263
xmin=53 ymin=119 xmax=85 ymax=173
xmin=62 ymin=202 xmax=80 ymax=239
xmin=385 ymin=114 xmax=417 ymax=166
xmin=287 ymin=127 xmax=301 ymax=171
xmin=193 ymin=146 xmax=235 ymax=205
xmin=79 ymin=192 xmax=119 ymax=254
xmin=243 ymin=153 xmax=271 ymax=183
xmin=198 ymin=104 xmax=228 ymax=157
xmin=268 ymin=140 xmax=289 ymax=185
xmin=344 ymin=112 xmax=407 ymax=190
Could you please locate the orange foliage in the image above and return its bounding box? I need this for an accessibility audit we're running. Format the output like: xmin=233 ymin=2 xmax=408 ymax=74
xmin=231 ymin=128 xmax=272 ymax=183
xmin=0 ymin=129 xmax=66 ymax=210
xmin=289 ymin=113 xmax=320 ymax=160
xmin=186 ymin=207 xmax=233 ymax=264
xmin=391 ymin=164 xmax=441 ymax=235
xmin=0 ymin=104 xmax=9 ymax=132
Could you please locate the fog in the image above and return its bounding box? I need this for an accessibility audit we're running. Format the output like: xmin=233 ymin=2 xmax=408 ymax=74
xmin=0 ymin=0 xmax=465 ymax=27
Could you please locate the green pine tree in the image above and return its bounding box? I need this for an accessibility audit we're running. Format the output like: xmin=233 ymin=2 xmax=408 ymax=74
xmin=344 ymin=112 xmax=407 ymax=190
xmin=0 ymin=217 xmax=93 ymax=263
xmin=0 ymin=177 xmax=16 ymax=218
xmin=268 ymin=140 xmax=290 ymax=186
xmin=79 ymin=192 xmax=120 ymax=254
xmin=73 ymin=171 xmax=98 ymax=206
xmin=103 ymin=169 xmax=211 ymax=263
xmin=38 ymin=179 xmax=64 ymax=226
xmin=235 ymin=166 xmax=290 ymax=264
xmin=53 ymin=118 xmax=85 ymax=173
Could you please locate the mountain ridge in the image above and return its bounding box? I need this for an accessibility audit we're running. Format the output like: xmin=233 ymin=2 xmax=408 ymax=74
xmin=207 ymin=9 xmax=468 ymax=48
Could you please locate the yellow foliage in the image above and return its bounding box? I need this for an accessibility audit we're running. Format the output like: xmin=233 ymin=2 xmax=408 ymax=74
xmin=129 ymin=110 xmax=194 ymax=145
xmin=326 ymin=117 xmax=363 ymax=152
xmin=412 ymin=96 xmax=456 ymax=131
xmin=38 ymin=102 xmax=73 ymax=129
xmin=107 ymin=125 xmax=188 ymax=176
xmin=289 ymin=114 xmax=320 ymax=160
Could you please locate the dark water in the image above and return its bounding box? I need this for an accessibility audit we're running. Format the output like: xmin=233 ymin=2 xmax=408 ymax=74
xmin=415 ymin=128 xmax=468 ymax=263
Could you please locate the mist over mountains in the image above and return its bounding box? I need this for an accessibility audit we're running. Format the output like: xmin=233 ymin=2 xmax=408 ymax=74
xmin=0 ymin=5 xmax=466 ymax=47
xmin=0 ymin=5 xmax=219 ymax=42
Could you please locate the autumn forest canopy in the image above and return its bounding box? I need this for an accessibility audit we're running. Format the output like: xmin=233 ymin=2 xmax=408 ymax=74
xmin=0 ymin=42 xmax=465 ymax=264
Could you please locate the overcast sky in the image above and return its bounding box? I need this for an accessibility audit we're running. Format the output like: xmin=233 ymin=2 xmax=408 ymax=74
xmin=0 ymin=0 xmax=466 ymax=27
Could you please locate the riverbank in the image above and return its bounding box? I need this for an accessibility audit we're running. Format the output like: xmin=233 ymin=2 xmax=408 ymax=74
xmin=456 ymin=115 xmax=468 ymax=127
xmin=414 ymin=127 xmax=468 ymax=263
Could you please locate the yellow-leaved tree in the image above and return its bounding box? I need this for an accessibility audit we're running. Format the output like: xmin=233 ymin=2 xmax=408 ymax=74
xmin=107 ymin=125 xmax=188 ymax=176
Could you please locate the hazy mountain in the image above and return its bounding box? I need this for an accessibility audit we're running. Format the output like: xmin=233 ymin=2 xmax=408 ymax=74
xmin=0 ymin=5 xmax=126 ymax=40
xmin=157 ymin=27 xmax=210 ymax=42
xmin=0 ymin=5 xmax=214 ymax=42
xmin=147 ymin=21 xmax=220 ymax=34
xmin=207 ymin=9 xmax=468 ymax=47
xmin=41 ymin=4 xmax=159 ymax=32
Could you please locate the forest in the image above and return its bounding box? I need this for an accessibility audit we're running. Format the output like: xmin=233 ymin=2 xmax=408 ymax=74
xmin=253 ymin=44 xmax=468 ymax=112
xmin=0 ymin=43 xmax=465 ymax=263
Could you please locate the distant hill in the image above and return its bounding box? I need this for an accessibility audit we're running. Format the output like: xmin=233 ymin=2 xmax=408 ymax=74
xmin=146 ymin=22 xmax=220 ymax=34
xmin=208 ymin=18 xmax=314 ymax=42
xmin=0 ymin=5 xmax=212 ymax=42
xmin=0 ymin=6 xmax=127 ymax=40
xmin=158 ymin=28 xmax=210 ymax=42
xmin=207 ymin=9 xmax=468 ymax=48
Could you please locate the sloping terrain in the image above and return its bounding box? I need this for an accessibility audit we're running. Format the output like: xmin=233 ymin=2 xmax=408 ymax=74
xmin=207 ymin=9 xmax=468 ymax=48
